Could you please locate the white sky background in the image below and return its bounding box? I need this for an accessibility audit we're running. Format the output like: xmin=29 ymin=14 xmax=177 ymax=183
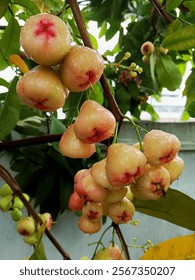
xmin=0 ymin=19 xmax=188 ymax=120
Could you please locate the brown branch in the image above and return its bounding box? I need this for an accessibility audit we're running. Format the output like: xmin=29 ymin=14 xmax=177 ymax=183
xmin=150 ymin=0 xmax=173 ymax=23
xmin=0 ymin=134 xmax=62 ymax=150
xmin=67 ymin=0 xmax=123 ymax=122
xmin=0 ymin=164 xmax=71 ymax=260
xmin=112 ymin=222 xmax=131 ymax=260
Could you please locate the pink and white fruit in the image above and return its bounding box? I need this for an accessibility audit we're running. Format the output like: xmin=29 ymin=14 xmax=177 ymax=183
xmin=107 ymin=197 xmax=135 ymax=224
xmin=59 ymin=124 xmax=96 ymax=158
xmin=143 ymin=130 xmax=181 ymax=166
xmin=103 ymin=187 xmax=128 ymax=204
xmin=68 ymin=191 xmax=85 ymax=212
xmin=140 ymin=41 xmax=155 ymax=55
xmin=73 ymin=100 xmax=116 ymax=144
xmin=82 ymin=202 xmax=103 ymax=222
xmin=106 ymin=143 xmax=147 ymax=187
xmin=90 ymin=158 xmax=114 ymax=189
xmin=94 ymin=244 xmax=124 ymax=260
xmin=40 ymin=212 xmax=53 ymax=230
xmin=162 ymin=155 xmax=184 ymax=184
xmin=20 ymin=13 xmax=71 ymax=66
xmin=77 ymin=215 xmax=101 ymax=234
xmin=74 ymin=169 xmax=107 ymax=203
xmin=16 ymin=65 xmax=66 ymax=112
xmin=59 ymin=45 xmax=104 ymax=92
xmin=131 ymin=164 xmax=170 ymax=200
xmin=16 ymin=216 xmax=36 ymax=236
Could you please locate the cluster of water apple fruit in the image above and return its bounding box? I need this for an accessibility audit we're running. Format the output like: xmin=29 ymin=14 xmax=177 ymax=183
xmin=0 ymin=183 xmax=52 ymax=246
xmin=59 ymin=98 xmax=184 ymax=234
xmin=15 ymin=13 xmax=105 ymax=111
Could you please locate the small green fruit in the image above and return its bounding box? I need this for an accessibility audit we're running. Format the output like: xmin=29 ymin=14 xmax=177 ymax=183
xmin=23 ymin=232 xmax=38 ymax=245
xmin=13 ymin=196 xmax=24 ymax=210
xmin=11 ymin=208 xmax=23 ymax=222
xmin=23 ymin=193 xmax=30 ymax=202
xmin=0 ymin=184 xmax=13 ymax=197
xmin=16 ymin=216 xmax=36 ymax=236
xmin=0 ymin=195 xmax=13 ymax=212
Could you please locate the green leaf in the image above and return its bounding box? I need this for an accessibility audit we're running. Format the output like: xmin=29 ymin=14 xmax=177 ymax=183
xmin=0 ymin=16 xmax=20 ymax=71
xmin=29 ymin=240 xmax=47 ymax=260
xmin=162 ymin=25 xmax=195 ymax=51
xmin=0 ymin=0 xmax=9 ymax=19
xmin=155 ymin=55 xmax=182 ymax=91
xmin=165 ymin=0 xmax=183 ymax=12
xmin=0 ymin=77 xmax=21 ymax=140
xmin=134 ymin=189 xmax=195 ymax=231
xmin=11 ymin=0 xmax=41 ymax=15
xmin=183 ymin=1 xmax=195 ymax=12
xmin=0 ymin=78 xmax=9 ymax=88
xmin=99 ymin=21 xmax=107 ymax=38
xmin=164 ymin=19 xmax=183 ymax=39
xmin=182 ymin=69 xmax=195 ymax=117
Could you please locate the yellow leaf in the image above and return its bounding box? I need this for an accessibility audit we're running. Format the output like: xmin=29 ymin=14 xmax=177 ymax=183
xmin=140 ymin=234 xmax=195 ymax=260
xmin=9 ymin=54 xmax=29 ymax=74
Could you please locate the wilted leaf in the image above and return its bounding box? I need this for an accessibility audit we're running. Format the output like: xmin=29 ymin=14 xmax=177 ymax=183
xmin=134 ymin=189 xmax=195 ymax=231
xmin=140 ymin=234 xmax=195 ymax=260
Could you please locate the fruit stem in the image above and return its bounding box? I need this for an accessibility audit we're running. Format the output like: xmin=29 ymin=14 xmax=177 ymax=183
xmin=112 ymin=222 xmax=131 ymax=260
xmin=0 ymin=163 xmax=71 ymax=260
xmin=67 ymin=0 xmax=123 ymax=123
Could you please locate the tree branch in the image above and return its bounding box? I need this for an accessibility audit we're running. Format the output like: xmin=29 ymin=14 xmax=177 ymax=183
xmin=150 ymin=0 xmax=173 ymax=23
xmin=0 ymin=164 xmax=71 ymax=260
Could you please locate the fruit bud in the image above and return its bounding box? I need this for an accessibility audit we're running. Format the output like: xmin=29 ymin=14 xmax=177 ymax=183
xmin=11 ymin=208 xmax=23 ymax=222
xmin=0 ymin=195 xmax=13 ymax=212
xmin=16 ymin=216 xmax=36 ymax=236
xmin=23 ymin=232 xmax=39 ymax=246
xmin=13 ymin=196 xmax=24 ymax=210
xmin=0 ymin=184 xmax=13 ymax=197
xmin=40 ymin=212 xmax=53 ymax=230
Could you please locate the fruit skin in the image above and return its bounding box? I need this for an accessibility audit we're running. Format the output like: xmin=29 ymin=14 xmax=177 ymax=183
xmin=94 ymin=244 xmax=124 ymax=260
xmin=77 ymin=215 xmax=101 ymax=234
xmin=74 ymin=169 xmax=107 ymax=203
xmin=16 ymin=216 xmax=36 ymax=236
xmin=82 ymin=202 xmax=103 ymax=222
xmin=11 ymin=208 xmax=23 ymax=222
xmin=68 ymin=191 xmax=85 ymax=212
xmin=13 ymin=196 xmax=24 ymax=210
xmin=0 ymin=184 xmax=13 ymax=197
xmin=40 ymin=212 xmax=53 ymax=230
xmin=140 ymin=41 xmax=155 ymax=55
xmin=20 ymin=13 xmax=71 ymax=66
xmin=107 ymin=197 xmax=135 ymax=224
xmin=90 ymin=158 xmax=114 ymax=190
xmin=73 ymin=100 xmax=116 ymax=144
xmin=59 ymin=45 xmax=104 ymax=92
xmin=106 ymin=143 xmax=147 ymax=187
xmin=143 ymin=130 xmax=181 ymax=166
xmin=103 ymin=187 xmax=128 ymax=204
xmin=16 ymin=65 xmax=66 ymax=112
xmin=131 ymin=164 xmax=170 ymax=200
xmin=0 ymin=195 xmax=13 ymax=212
xmin=59 ymin=124 xmax=96 ymax=158
xmin=162 ymin=155 xmax=184 ymax=184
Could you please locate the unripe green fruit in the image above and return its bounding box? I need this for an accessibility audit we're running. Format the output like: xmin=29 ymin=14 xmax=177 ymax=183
xmin=23 ymin=193 xmax=30 ymax=202
xmin=0 ymin=184 xmax=13 ymax=197
xmin=13 ymin=196 xmax=24 ymax=210
xmin=23 ymin=232 xmax=38 ymax=245
xmin=0 ymin=195 xmax=13 ymax=212
xmin=11 ymin=208 xmax=23 ymax=222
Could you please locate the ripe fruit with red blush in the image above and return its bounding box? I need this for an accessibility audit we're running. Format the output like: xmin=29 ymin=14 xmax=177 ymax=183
xmin=40 ymin=212 xmax=53 ymax=230
xmin=59 ymin=45 xmax=104 ymax=92
xmin=59 ymin=124 xmax=96 ymax=158
xmin=94 ymin=244 xmax=124 ymax=260
xmin=82 ymin=202 xmax=103 ymax=222
xmin=140 ymin=41 xmax=155 ymax=55
xmin=16 ymin=65 xmax=66 ymax=112
xmin=162 ymin=155 xmax=184 ymax=184
xmin=107 ymin=197 xmax=135 ymax=224
xmin=143 ymin=130 xmax=181 ymax=166
xmin=16 ymin=216 xmax=36 ymax=236
xmin=90 ymin=158 xmax=114 ymax=190
xmin=73 ymin=100 xmax=116 ymax=144
xmin=131 ymin=164 xmax=170 ymax=200
xmin=77 ymin=215 xmax=101 ymax=234
xmin=74 ymin=169 xmax=107 ymax=203
xmin=106 ymin=143 xmax=147 ymax=187
xmin=68 ymin=191 xmax=85 ymax=212
xmin=20 ymin=13 xmax=71 ymax=66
